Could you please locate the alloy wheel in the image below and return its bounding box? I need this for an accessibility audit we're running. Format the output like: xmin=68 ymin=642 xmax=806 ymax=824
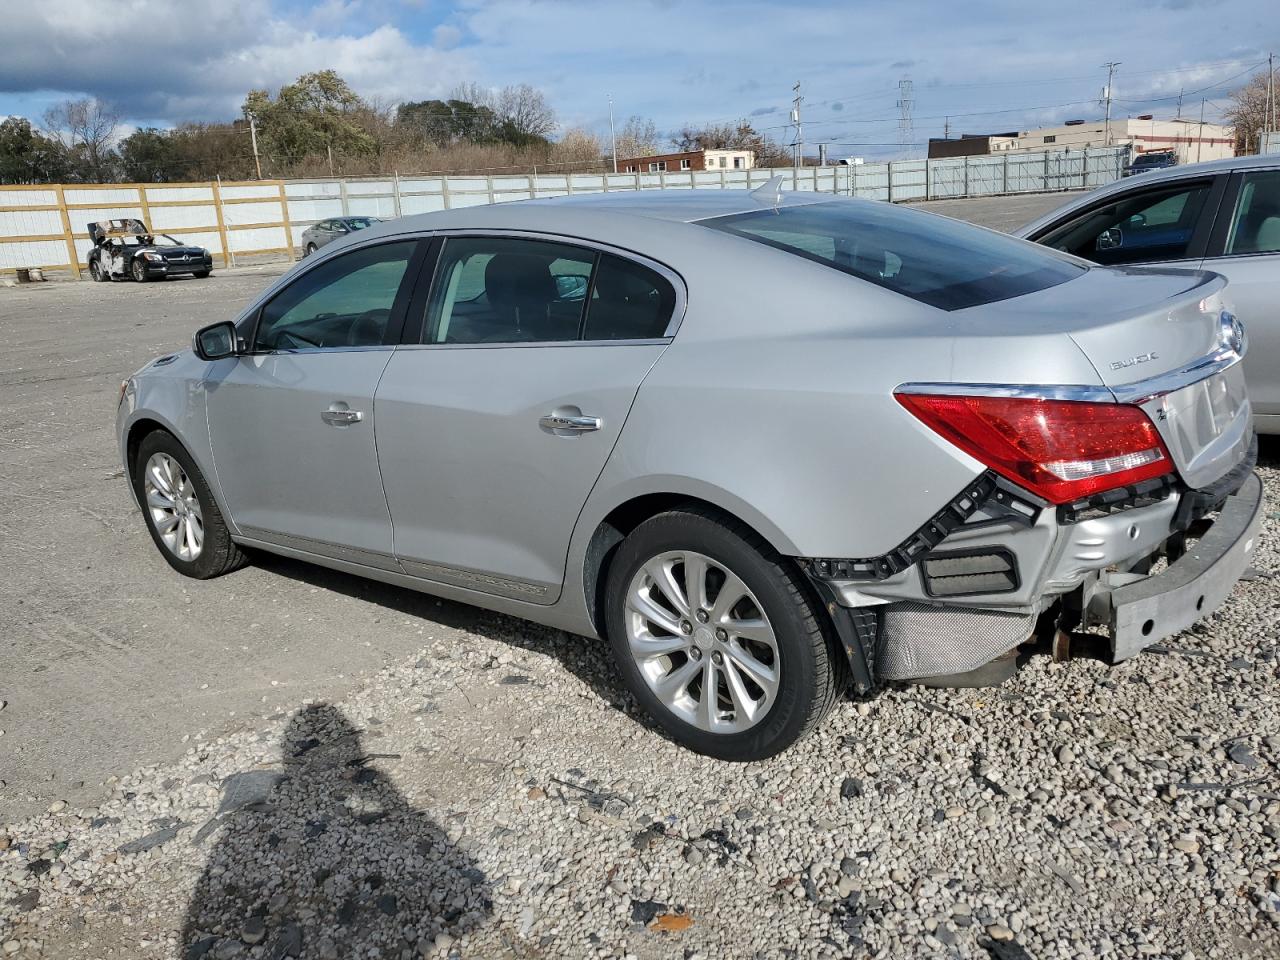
xmin=625 ymin=550 xmax=779 ymax=733
xmin=143 ymin=452 xmax=204 ymax=561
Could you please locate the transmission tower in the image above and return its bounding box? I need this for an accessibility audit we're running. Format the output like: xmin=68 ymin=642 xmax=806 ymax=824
xmin=897 ymin=77 xmax=914 ymax=155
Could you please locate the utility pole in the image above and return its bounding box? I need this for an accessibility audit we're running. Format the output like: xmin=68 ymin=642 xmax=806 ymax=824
xmin=1101 ymin=62 xmax=1120 ymax=147
xmin=943 ymin=116 xmax=951 ymax=140
xmin=327 ymin=143 xmax=335 ymax=178
xmin=1176 ymin=87 xmax=1184 ymax=119
xmin=608 ymin=94 xmax=618 ymax=174
xmin=248 ymin=113 xmax=263 ymax=180
xmin=1268 ymin=52 xmax=1276 ymax=142
xmin=1197 ymin=99 xmax=1206 ymax=163
xmin=790 ymin=81 xmax=803 ymax=168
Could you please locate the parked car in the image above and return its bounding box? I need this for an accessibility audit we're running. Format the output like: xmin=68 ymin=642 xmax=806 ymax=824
xmin=1016 ymin=154 xmax=1280 ymax=435
xmin=87 ymin=219 xmax=213 ymax=282
xmin=301 ymin=216 xmax=382 ymax=256
xmin=1125 ymin=150 xmax=1179 ymax=176
xmin=117 ymin=187 xmax=1261 ymax=760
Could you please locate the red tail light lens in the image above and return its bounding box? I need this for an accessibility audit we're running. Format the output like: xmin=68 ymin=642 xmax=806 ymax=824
xmin=896 ymin=392 xmax=1173 ymax=504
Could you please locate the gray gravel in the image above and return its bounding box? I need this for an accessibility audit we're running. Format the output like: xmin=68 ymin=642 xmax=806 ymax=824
xmin=2 ymin=195 xmax=1278 ymax=958
xmin=1 ymin=453 xmax=1278 ymax=958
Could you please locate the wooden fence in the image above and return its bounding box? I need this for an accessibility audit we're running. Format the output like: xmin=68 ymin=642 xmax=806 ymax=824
xmin=0 ymin=179 xmax=294 ymax=278
xmin=0 ymin=147 xmax=1128 ymax=280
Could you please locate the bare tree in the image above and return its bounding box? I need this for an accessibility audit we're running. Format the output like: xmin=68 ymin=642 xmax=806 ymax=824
xmin=1224 ymin=70 xmax=1273 ymax=154
xmin=494 ymin=84 xmax=557 ymax=144
xmin=43 ymin=98 xmax=119 ymax=181
xmin=551 ymin=128 xmax=604 ymax=168
xmin=615 ymin=116 xmax=659 ymax=160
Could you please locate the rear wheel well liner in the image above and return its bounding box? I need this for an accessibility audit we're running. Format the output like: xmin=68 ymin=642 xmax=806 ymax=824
xmin=582 ymin=493 xmax=806 ymax=639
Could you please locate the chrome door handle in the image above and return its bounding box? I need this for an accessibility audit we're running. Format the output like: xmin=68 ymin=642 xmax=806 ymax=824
xmin=321 ymin=409 xmax=363 ymax=425
xmin=539 ymin=413 xmax=601 ymax=432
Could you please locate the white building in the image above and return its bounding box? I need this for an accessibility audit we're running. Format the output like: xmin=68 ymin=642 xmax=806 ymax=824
xmin=988 ymin=117 xmax=1234 ymax=164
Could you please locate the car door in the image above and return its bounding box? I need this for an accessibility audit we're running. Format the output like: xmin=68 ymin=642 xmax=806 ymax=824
xmin=1205 ymin=168 xmax=1280 ymax=426
xmin=206 ymin=238 xmax=428 ymax=566
xmin=1030 ymin=174 xmax=1227 ymax=270
xmin=375 ymin=234 xmax=682 ymax=602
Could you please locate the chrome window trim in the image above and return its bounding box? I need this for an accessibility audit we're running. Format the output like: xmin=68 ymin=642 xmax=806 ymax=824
xmin=897 ymin=343 xmax=1244 ymax=406
xmin=424 ymin=227 xmax=689 ymax=340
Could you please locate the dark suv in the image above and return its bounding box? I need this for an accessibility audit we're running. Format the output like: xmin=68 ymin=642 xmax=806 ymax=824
xmin=1125 ymin=151 xmax=1178 ymax=176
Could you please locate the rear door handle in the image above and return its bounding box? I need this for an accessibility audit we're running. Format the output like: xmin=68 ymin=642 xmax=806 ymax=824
xmin=539 ymin=413 xmax=601 ymax=432
xmin=322 ymin=408 xmax=363 ymax=425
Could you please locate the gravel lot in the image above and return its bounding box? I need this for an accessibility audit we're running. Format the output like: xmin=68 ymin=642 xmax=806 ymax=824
xmin=2 ymin=191 xmax=1278 ymax=959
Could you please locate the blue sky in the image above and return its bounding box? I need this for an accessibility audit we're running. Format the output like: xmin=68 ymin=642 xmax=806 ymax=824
xmin=2 ymin=0 xmax=1276 ymax=159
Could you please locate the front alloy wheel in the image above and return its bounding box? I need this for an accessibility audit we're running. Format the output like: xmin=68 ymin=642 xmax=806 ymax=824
xmin=143 ymin=452 xmax=204 ymax=561
xmin=605 ymin=507 xmax=846 ymax=760
xmin=626 ymin=550 xmax=779 ymax=733
xmin=133 ymin=430 xmax=247 ymax=579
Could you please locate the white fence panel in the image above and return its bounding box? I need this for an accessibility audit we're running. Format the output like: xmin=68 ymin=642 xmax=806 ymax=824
xmin=0 ymin=239 xmax=68 ymax=269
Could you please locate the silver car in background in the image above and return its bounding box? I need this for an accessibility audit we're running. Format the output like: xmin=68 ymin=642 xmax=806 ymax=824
xmin=1017 ymin=154 xmax=1280 ymax=434
xmin=117 ymin=188 xmax=1261 ymax=760
xmin=300 ymin=216 xmax=383 ymax=256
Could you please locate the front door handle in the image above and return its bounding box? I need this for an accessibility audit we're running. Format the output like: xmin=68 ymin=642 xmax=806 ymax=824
xmin=322 ymin=408 xmax=363 ymax=426
xmin=539 ymin=413 xmax=601 ymax=432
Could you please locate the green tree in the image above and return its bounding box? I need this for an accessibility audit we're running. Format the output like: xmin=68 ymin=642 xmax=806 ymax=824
xmin=118 ymin=128 xmax=181 ymax=182
xmin=395 ymin=98 xmax=501 ymax=144
xmin=0 ymin=117 xmax=71 ymax=183
xmin=244 ymin=70 xmax=377 ymax=171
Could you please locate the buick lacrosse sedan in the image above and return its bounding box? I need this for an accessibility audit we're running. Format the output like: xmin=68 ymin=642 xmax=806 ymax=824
xmin=118 ymin=185 xmax=1261 ymax=760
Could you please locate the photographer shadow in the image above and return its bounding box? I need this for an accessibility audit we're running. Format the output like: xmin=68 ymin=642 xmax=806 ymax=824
xmin=182 ymin=703 xmax=491 ymax=959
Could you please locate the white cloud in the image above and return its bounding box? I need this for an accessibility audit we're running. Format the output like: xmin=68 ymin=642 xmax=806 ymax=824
xmin=0 ymin=1 xmax=473 ymax=124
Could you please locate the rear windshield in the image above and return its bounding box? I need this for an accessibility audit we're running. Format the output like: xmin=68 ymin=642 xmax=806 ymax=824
xmin=699 ymin=200 xmax=1084 ymax=311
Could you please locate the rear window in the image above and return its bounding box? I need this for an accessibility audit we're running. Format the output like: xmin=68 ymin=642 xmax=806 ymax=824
xmin=699 ymin=201 xmax=1083 ymax=311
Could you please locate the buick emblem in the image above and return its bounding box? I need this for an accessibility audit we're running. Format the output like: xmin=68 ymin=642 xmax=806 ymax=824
xmin=1220 ymin=311 xmax=1245 ymax=355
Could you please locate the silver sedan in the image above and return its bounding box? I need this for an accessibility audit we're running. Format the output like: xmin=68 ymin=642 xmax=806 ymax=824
xmin=300 ymin=216 xmax=382 ymax=256
xmin=117 ymin=185 xmax=1261 ymax=760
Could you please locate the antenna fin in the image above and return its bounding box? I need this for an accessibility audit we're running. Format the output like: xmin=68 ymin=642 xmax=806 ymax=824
xmin=750 ymin=175 xmax=785 ymax=207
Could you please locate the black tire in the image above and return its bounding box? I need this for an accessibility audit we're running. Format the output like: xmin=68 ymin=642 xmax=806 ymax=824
xmin=133 ymin=430 xmax=248 ymax=579
xmin=89 ymin=259 xmax=106 ymax=282
xmin=305 ymin=243 xmax=318 ymax=256
xmin=193 ymin=269 xmax=211 ymax=279
xmin=604 ymin=506 xmax=847 ymax=761
xmin=131 ymin=258 xmax=147 ymax=282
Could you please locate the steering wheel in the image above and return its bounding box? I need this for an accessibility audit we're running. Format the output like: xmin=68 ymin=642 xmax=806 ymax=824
xmin=347 ymin=308 xmax=391 ymax=346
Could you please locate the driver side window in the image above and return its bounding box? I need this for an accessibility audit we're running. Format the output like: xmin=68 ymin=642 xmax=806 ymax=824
xmin=254 ymin=241 xmax=416 ymax=352
xmin=1038 ymin=181 xmax=1212 ymax=266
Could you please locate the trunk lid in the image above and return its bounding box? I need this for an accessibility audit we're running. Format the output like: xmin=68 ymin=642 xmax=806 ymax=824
xmin=964 ymin=265 xmax=1251 ymax=489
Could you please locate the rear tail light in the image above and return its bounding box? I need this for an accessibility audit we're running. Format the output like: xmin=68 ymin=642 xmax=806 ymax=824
xmin=895 ymin=392 xmax=1172 ymax=505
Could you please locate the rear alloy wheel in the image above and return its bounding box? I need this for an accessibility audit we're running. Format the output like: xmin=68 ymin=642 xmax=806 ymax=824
xmin=89 ymin=260 xmax=106 ymax=282
xmin=605 ymin=508 xmax=846 ymax=760
xmin=134 ymin=431 xmax=247 ymax=579
xmin=131 ymin=259 xmax=148 ymax=282
xmin=305 ymin=243 xmax=318 ymax=256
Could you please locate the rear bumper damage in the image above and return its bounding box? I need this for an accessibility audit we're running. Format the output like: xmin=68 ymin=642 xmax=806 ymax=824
xmin=1089 ymin=471 xmax=1262 ymax=661
xmin=804 ymin=441 xmax=1261 ymax=685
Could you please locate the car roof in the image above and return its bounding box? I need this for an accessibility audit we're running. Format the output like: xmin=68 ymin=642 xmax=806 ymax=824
xmin=1014 ymin=154 xmax=1280 ymax=237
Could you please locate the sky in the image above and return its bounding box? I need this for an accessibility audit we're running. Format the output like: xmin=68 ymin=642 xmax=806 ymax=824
xmin=1 ymin=0 xmax=1276 ymax=160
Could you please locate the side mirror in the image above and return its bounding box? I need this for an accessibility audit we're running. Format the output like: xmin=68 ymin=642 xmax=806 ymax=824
xmin=194 ymin=321 xmax=239 ymax=361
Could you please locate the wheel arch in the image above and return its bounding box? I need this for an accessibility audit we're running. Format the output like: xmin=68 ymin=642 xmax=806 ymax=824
xmin=579 ymin=485 xmax=802 ymax=638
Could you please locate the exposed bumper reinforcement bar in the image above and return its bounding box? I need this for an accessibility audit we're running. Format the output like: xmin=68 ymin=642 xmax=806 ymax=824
xmin=1102 ymin=471 xmax=1263 ymax=662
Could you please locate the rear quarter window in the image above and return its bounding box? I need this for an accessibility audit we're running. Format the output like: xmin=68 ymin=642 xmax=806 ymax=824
xmin=700 ymin=200 xmax=1083 ymax=311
